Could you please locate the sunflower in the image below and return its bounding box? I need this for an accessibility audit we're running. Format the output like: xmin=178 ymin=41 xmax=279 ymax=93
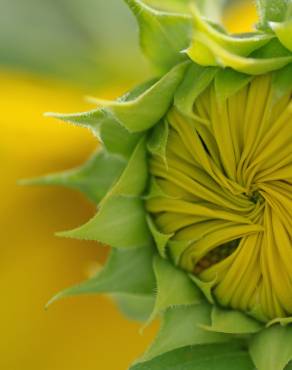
xmin=28 ymin=0 xmax=292 ymax=369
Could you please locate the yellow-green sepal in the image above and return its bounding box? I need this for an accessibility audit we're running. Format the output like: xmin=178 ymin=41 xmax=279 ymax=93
xmin=256 ymin=0 xmax=292 ymax=31
xmin=147 ymin=255 xmax=202 ymax=323
xmin=20 ymin=148 xmax=126 ymax=204
xmin=57 ymin=138 xmax=152 ymax=249
xmin=200 ymin=306 xmax=263 ymax=335
xmin=44 ymin=108 xmax=103 ymax=135
xmin=267 ymin=317 xmax=292 ymax=327
xmin=270 ymin=19 xmax=292 ymax=52
xmin=190 ymin=5 xmax=272 ymax=56
xmin=102 ymin=62 xmax=188 ymax=132
xmin=174 ymin=62 xmax=218 ymax=116
xmin=214 ymin=68 xmax=253 ymax=102
xmin=124 ymin=0 xmax=192 ymax=72
xmin=141 ymin=0 xmax=227 ymax=20
xmin=57 ymin=195 xmax=151 ymax=248
xmin=147 ymin=119 xmax=169 ymax=164
xmin=139 ymin=303 xmax=230 ymax=363
xmin=186 ymin=4 xmax=292 ymax=75
xmin=147 ymin=217 xmax=173 ymax=258
xmin=190 ymin=274 xmax=217 ymax=304
xmin=47 ymin=245 xmax=156 ymax=306
xmin=130 ymin=342 xmax=255 ymax=370
xmin=45 ymin=79 xmax=155 ymax=159
xmin=105 ymin=137 xmax=148 ymax=197
xmin=114 ymin=293 xmax=155 ymax=322
xmin=144 ymin=177 xmax=171 ymax=200
xmin=168 ymin=239 xmax=193 ymax=266
xmin=272 ymin=63 xmax=292 ymax=100
xmin=46 ymin=62 xmax=188 ymax=133
xmin=249 ymin=324 xmax=292 ymax=370
xmin=99 ymin=117 xmax=143 ymax=159
xmin=187 ymin=5 xmax=273 ymax=69
xmin=188 ymin=33 xmax=292 ymax=75
xmin=141 ymin=0 xmax=191 ymax=13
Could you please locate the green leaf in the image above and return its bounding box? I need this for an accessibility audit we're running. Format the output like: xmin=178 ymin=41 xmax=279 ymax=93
xmin=214 ymin=68 xmax=253 ymax=102
xmin=130 ymin=342 xmax=254 ymax=370
xmin=114 ymin=293 xmax=155 ymax=322
xmin=47 ymin=62 xmax=188 ymax=133
xmin=249 ymin=325 xmax=292 ymax=370
xmin=256 ymin=0 xmax=291 ymax=30
xmin=174 ymin=62 xmax=218 ymax=116
xmin=47 ymin=246 xmax=156 ymax=306
xmin=141 ymin=304 xmax=229 ymax=362
xmin=20 ymin=149 xmax=126 ymax=204
xmin=201 ymin=306 xmax=263 ymax=335
xmin=124 ymin=0 xmax=192 ymax=72
xmin=149 ymin=255 xmax=202 ymax=321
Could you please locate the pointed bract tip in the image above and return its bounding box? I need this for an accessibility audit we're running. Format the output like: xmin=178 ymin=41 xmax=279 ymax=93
xmin=55 ymin=230 xmax=73 ymax=239
xmin=45 ymin=291 xmax=65 ymax=310
xmin=55 ymin=226 xmax=86 ymax=240
xmin=84 ymin=95 xmax=100 ymax=105
xmin=44 ymin=111 xmax=61 ymax=118
xmin=17 ymin=178 xmax=34 ymax=186
xmin=17 ymin=177 xmax=49 ymax=186
xmin=44 ymin=111 xmax=80 ymax=121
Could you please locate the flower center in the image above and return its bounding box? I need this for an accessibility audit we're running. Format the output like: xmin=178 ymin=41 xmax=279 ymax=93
xmin=248 ymin=189 xmax=263 ymax=204
xmin=146 ymin=74 xmax=292 ymax=322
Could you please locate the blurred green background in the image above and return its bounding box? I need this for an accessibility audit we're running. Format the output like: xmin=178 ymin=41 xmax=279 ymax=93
xmin=0 ymin=1 xmax=257 ymax=370
xmin=0 ymin=0 xmax=253 ymax=86
xmin=0 ymin=0 xmax=153 ymax=86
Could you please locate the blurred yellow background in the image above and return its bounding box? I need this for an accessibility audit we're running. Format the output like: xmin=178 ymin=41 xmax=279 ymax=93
xmin=0 ymin=1 xmax=256 ymax=370
xmin=1 ymin=73 xmax=159 ymax=370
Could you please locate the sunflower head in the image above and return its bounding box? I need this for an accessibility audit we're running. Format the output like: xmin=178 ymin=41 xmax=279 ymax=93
xmin=147 ymin=72 xmax=292 ymax=322
xmin=30 ymin=0 xmax=292 ymax=369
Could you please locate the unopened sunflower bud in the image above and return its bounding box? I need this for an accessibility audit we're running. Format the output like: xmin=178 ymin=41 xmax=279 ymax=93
xmin=147 ymin=74 xmax=292 ymax=322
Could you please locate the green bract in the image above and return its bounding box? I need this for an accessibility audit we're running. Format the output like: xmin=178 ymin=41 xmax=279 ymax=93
xmin=27 ymin=0 xmax=292 ymax=369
